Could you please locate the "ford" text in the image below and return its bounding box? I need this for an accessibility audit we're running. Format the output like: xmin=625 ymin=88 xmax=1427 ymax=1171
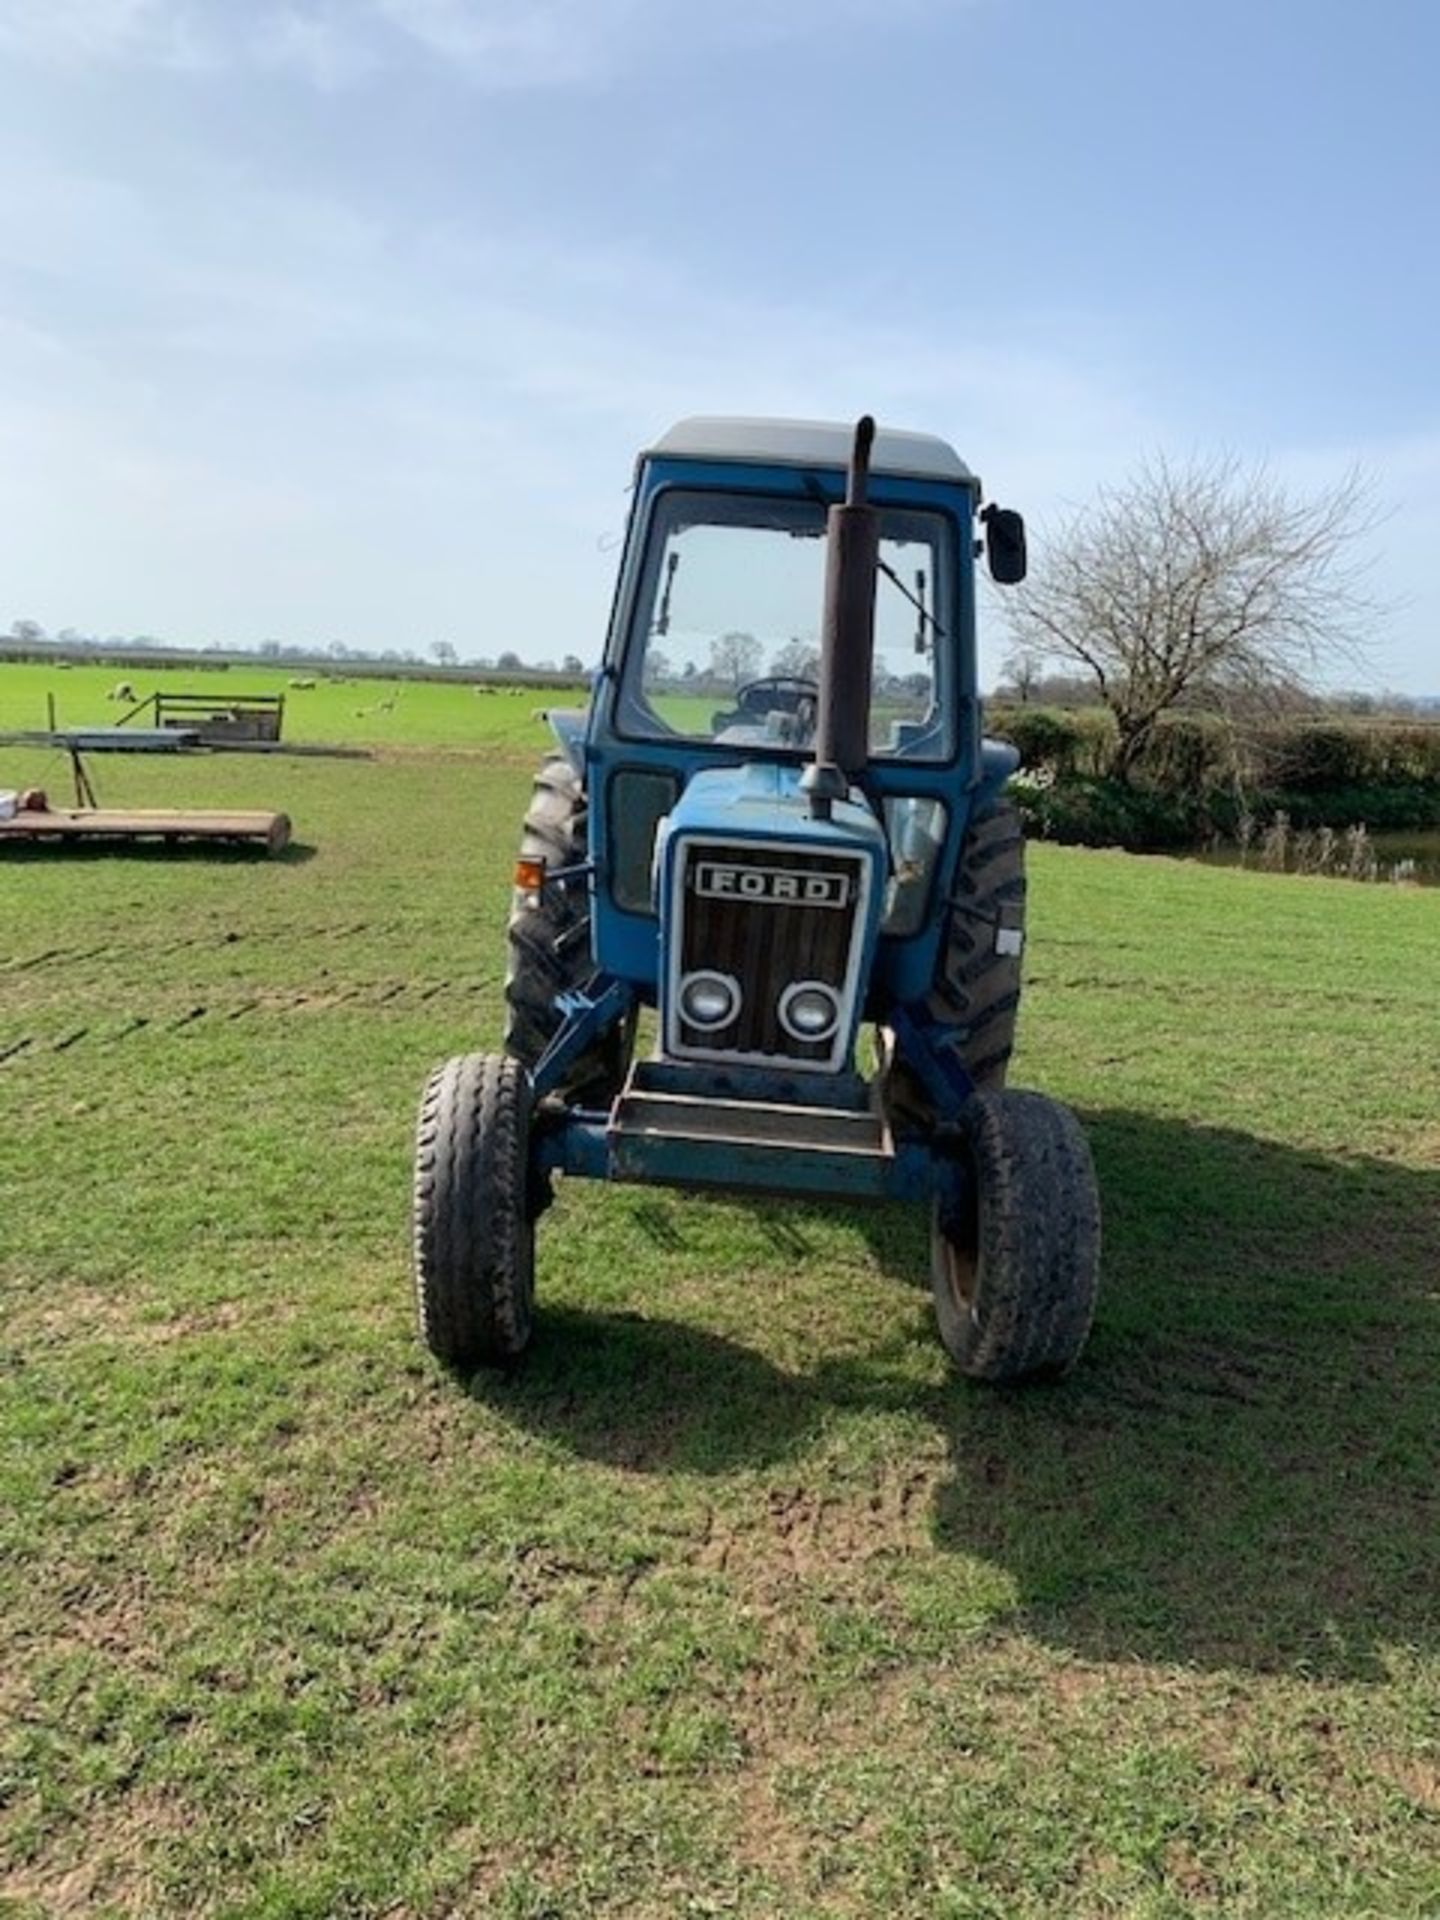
xmin=693 ymin=863 xmax=850 ymax=908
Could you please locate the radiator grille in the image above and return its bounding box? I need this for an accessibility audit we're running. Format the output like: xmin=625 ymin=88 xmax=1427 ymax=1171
xmin=669 ymin=840 xmax=866 ymax=1067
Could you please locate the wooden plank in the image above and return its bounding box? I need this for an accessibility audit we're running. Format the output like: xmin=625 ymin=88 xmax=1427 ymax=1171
xmin=0 ymin=808 xmax=291 ymax=854
xmin=56 ymin=727 xmax=200 ymax=752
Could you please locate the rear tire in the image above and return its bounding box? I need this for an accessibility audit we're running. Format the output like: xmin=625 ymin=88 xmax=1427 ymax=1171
xmin=931 ymin=1088 xmax=1100 ymax=1382
xmin=889 ymin=794 xmax=1026 ymax=1128
xmin=504 ymin=754 xmax=634 ymax=1106
xmin=413 ymin=1052 xmax=535 ymax=1370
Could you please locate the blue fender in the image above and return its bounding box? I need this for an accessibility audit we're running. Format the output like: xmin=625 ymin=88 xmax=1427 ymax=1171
xmin=546 ymin=707 xmax=589 ymax=778
xmin=978 ymin=734 xmax=1020 ymax=799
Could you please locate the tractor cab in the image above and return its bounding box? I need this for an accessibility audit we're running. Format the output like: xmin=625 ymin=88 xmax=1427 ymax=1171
xmin=608 ymin=416 xmax=973 ymax=765
xmin=411 ymin=415 xmax=1102 ymax=1389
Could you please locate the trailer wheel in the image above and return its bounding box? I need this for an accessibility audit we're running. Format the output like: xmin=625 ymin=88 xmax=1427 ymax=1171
xmin=504 ymin=753 xmax=634 ymax=1106
xmin=412 ymin=1052 xmax=535 ymax=1370
xmin=888 ymin=794 xmax=1026 ymax=1128
xmin=932 ymin=1088 xmax=1100 ymax=1383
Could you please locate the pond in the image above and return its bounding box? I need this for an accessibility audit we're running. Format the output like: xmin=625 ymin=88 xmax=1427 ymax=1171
xmin=1196 ymin=828 xmax=1440 ymax=888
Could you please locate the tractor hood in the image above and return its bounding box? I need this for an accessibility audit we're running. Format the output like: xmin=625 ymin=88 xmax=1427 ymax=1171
xmin=651 ymin=761 xmax=889 ymax=1075
xmin=654 ymin=760 xmax=888 ymax=881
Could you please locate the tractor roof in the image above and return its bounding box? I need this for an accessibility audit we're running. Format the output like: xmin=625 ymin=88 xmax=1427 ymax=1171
xmin=645 ymin=416 xmax=977 ymax=487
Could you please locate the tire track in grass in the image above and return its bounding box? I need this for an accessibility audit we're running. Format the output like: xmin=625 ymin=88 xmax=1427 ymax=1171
xmin=0 ymin=917 xmax=410 ymax=976
xmin=0 ymin=979 xmax=484 ymax=1063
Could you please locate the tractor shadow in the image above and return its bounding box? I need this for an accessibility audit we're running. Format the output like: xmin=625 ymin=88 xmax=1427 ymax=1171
xmin=917 ymin=1110 xmax=1440 ymax=1679
xmin=483 ymin=1304 xmax=846 ymax=1475
xmin=478 ymin=1110 xmax=1439 ymax=1679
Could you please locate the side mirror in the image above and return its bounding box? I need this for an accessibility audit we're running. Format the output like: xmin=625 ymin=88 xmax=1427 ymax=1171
xmin=981 ymin=504 xmax=1027 ymax=585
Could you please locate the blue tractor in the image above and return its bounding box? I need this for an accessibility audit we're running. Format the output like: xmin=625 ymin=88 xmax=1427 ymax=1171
xmin=413 ymin=415 xmax=1100 ymax=1382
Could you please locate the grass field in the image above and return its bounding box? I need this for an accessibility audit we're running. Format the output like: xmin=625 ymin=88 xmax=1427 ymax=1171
xmin=0 ymin=661 xmax=914 ymax=755
xmin=2 ymin=683 xmax=1439 ymax=1918
xmin=0 ymin=661 xmax=581 ymax=752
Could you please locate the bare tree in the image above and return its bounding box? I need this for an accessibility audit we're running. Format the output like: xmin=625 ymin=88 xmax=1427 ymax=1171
xmin=1002 ymin=456 xmax=1378 ymax=782
xmin=431 ymin=640 xmax=458 ymax=667
xmin=769 ymin=636 xmax=821 ymax=680
xmin=1001 ymin=646 xmax=1042 ymax=704
xmin=711 ymin=630 xmax=762 ymax=690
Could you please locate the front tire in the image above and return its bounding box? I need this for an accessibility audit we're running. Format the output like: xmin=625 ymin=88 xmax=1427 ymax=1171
xmin=412 ymin=1053 xmax=535 ymax=1370
xmin=932 ymin=1088 xmax=1100 ymax=1382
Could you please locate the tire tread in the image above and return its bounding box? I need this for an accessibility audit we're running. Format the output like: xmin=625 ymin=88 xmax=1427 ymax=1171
xmin=932 ymin=1088 xmax=1100 ymax=1382
xmin=889 ymin=794 xmax=1026 ymax=1126
xmin=412 ymin=1052 xmax=534 ymax=1369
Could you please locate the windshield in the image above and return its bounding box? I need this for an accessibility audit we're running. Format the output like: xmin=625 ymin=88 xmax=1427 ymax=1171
xmin=614 ymin=488 xmax=957 ymax=761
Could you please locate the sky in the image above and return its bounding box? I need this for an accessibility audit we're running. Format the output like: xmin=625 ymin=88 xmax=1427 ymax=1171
xmin=0 ymin=0 xmax=1436 ymax=691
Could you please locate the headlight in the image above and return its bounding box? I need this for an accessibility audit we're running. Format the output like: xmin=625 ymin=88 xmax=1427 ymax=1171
xmin=778 ymin=980 xmax=841 ymax=1044
xmin=678 ymin=970 xmax=741 ymax=1031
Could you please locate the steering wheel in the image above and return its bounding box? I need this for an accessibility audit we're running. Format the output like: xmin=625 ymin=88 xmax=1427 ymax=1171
xmin=732 ymin=675 xmax=820 ymax=716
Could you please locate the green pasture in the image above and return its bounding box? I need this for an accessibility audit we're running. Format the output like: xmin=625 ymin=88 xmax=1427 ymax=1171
xmin=0 ymin=661 xmax=583 ymax=752
xmin=1 ymin=685 xmax=1438 ymax=1917
xmin=0 ymin=662 xmax=909 ymax=757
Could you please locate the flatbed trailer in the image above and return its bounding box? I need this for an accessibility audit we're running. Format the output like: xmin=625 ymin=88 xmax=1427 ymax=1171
xmin=0 ymin=805 xmax=291 ymax=854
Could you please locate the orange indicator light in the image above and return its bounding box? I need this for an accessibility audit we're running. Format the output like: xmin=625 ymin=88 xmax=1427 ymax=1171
xmin=514 ymin=858 xmax=546 ymax=894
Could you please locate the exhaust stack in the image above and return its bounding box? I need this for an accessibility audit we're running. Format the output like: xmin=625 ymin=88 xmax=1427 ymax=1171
xmin=803 ymin=415 xmax=879 ymax=820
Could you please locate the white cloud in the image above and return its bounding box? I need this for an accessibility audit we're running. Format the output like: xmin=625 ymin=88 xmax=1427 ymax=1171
xmin=1 ymin=140 xmax=1427 ymax=686
xmin=0 ymin=0 xmax=215 ymax=68
xmin=363 ymin=0 xmax=946 ymax=86
xmin=367 ymin=0 xmax=638 ymax=87
xmin=257 ymin=5 xmax=380 ymax=90
xmin=0 ymin=145 xmax=1153 ymax=664
xmin=0 ymin=0 xmax=961 ymax=89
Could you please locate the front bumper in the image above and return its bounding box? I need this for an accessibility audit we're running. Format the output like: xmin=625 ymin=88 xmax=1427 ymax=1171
xmin=535 ymin=1059 xmax=952 ymax=1205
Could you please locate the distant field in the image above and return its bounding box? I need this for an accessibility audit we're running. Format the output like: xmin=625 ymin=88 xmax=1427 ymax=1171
xmin=0 ymin=660 xmax=585 ymax=752
xmin=2 ymin=685 xmax=1439 ymax=1917
xmin=0 ymin=663 xmax=897 ymax=756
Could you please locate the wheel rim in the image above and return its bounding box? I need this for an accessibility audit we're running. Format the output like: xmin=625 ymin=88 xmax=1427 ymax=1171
xmin=936 ymin=1145 xmax=982 ymax=1317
